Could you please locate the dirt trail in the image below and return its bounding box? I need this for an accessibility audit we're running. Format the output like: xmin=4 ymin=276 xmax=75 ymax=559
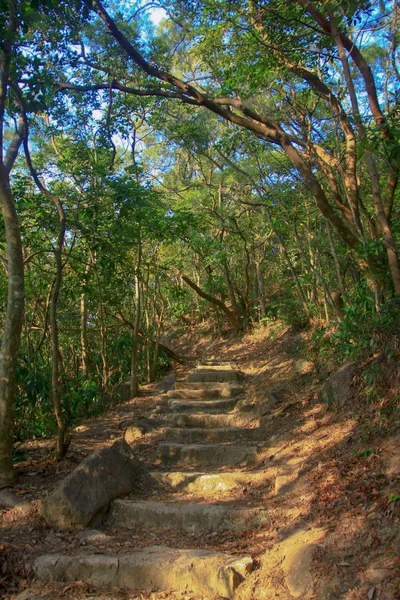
xmin=1 ymin=324 xmax=399 ymax=599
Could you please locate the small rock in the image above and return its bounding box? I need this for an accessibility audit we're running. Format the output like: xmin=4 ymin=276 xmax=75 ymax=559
xmin=75 ymin=529 xmax=110 ymax=544
xmin=291 ymin=358 xmax=314 ymax=376
xmin=0 ymin=488 xmax=32 ymax=514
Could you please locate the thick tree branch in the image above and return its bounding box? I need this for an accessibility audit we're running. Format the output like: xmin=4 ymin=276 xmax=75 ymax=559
xmin=4 ymin=115 xmax=25 ymax=175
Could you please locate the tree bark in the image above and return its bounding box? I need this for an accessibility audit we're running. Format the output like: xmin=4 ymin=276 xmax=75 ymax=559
xmin=180 ymin=273 xmax=241 ymax=330
xmin=0 ymin=20 xmax=24 ymax=487
xmin=50 ymin=203 xmax=66 ymax=461
xmin=0 ymin=172 xmax=24 ymax=489
xmin=130 ymin=230 xmax=142 ymax=397
xmin=22 ymin=125 xmax=67 ymax=459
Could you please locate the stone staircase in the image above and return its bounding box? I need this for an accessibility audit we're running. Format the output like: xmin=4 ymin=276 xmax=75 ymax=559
xmin=34 ymin=361 xmax=268 ymax=598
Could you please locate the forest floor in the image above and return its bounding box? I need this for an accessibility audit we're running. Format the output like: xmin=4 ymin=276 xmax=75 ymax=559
xmin=1 ymin=321 xmax=399 ymax=600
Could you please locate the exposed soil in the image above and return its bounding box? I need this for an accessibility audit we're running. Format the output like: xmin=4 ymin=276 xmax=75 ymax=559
xmin=1 ymin=322 xmax=399 ymax=600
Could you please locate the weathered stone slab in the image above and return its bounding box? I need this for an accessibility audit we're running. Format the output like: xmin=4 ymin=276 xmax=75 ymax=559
xmin=159 ymin=426 xmax=259 ymax=444
xmin=167 ymin=385 xmax=241 ymax=399
xmin=175 ymin=381 xmax=237 ymax=390
xmin=34 ymin=546 xmax=254 ymax=598
xmin=195 ymin=363 xmax=237 ymax=370
xmin=151 ymin=470 xmax=270 ymax=495
xmin=41 ymin=440 xmax=147 ymax=530
xmin=169 ymin=397 xmax=238 ymax=412
xmin=188 ymin=369 xmax=241 ymax=383
xmin=110 ymin=499 xmax=268 ymax=531
xmin=158 ymin=442 xmax=258 ymax=467
xmin=158 ymin=412 xmax=254 ymax=428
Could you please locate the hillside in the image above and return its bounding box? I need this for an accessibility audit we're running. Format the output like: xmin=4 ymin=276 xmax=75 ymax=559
xmin=1 ymin=322 xmax=399 ymax=600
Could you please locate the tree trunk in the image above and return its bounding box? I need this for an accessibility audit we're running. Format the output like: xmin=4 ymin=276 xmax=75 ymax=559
xmin=150 ymin=295 xmax=165 ymax=382
xmin=80 ymin=258 xmax=92 ymax=376
xmin=50 ymin=204 xmax=66 ymax=461
xmin=255 ymin=259 xmax=266 ymax=318
xmin=99 ymin=302 xmax=108 ymax=388
xmin=23 ymin=127 xmax=67 ymax=460
xmin=326 ymin=221 xmax=345 ymax=295
xmin=223 ymin=260 xmax=241 ymax=320
xmin=130 ymin=230 xmax=142 ymax=397
xmin=0 ymin=173 xmax=24 ymax=489
xmin=181 ymin=273 xmax=241 ymax=330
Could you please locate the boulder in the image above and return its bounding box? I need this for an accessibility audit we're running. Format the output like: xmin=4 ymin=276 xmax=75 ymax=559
xmin=41 ymin=440 xmax=147 ymax=531
xmin=318 ymin=362 xmax=357 ymax=409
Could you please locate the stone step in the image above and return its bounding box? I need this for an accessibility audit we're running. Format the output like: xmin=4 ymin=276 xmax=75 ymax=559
xmin=175 ymin=381 xmax=238 ymax=390
xmin=160 ymin=426 xmax=259 ymax=444
xmin=168 ymin=397 xmax=238 ymax=412
xmin=151 ymin=470 xmax=270 ymax=494
xmin=154 ymin=412 xmax=252 ymax=428
xmin=167 ymin=386 xmax=241 ymax=399
xmin=187 ymin=369 xmax=241 ymax=383
xmin=34 ymin=547 xmax=254 ymax=598
xmin=158 ymin=442 xmax=258 ymax=467
xmin=195 ymin=363 xmax=237 ymax=370
xmin=110 ymin=500 xmax=268 ymax=532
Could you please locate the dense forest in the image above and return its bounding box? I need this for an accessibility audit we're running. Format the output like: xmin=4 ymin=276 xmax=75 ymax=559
xmin=0 ymin=0 xmax=399 ymax=494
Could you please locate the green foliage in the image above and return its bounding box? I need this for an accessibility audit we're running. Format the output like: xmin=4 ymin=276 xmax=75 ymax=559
xmin=354 ymin=448 xmax=375 ymax=458
xmin=333 ymin=291 xmax=400 ymax=361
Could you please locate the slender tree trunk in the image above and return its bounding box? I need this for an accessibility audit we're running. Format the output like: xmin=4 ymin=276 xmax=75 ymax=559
xmin=274 ymin=227 xmax=310 ymax=318
xmin=326 ymin=221 xmax=345 ymax=295
xmin=0 ymin=173 xmax=24 ymax=489
xmin=99 ymin=302 xmax=108 ymax=388
xmin=145 ymin=305 xmax=151 ymax=384
xmin=223 ymin=260 xmax=241 ymax=320
xmin=50 ymin=203 xmax=66 ymax=460
xmin=23 ymin=126 xmax=67 ymax=459
xmin=131 ymin=230 xmax=142 ymax=397
xmin=80 ymin=258 xmax=92 ymax=376
xmin=255 ymin=259 xmax=266 ymax=318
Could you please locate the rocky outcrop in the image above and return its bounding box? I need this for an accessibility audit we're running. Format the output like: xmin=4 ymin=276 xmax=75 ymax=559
xmin=41 ymin=440 xmax=147 ymax=530
xmin=318 ymin=362 xmax=357 ymax=408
